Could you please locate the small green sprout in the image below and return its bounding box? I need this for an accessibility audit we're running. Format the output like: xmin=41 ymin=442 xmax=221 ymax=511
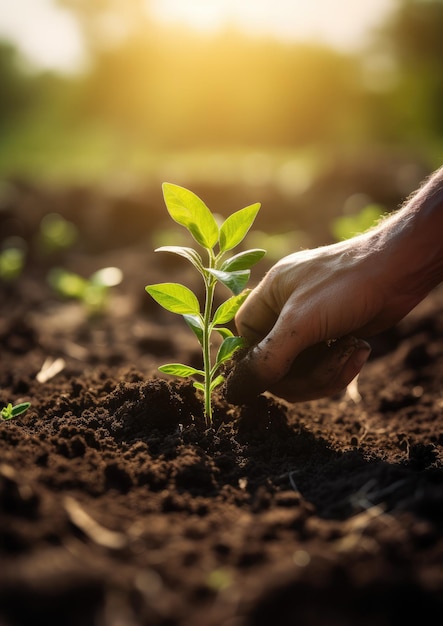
xmin=146 ymin=183 xmax=265 ymax=426
xmin=48 ymin=266 xmax=123 ymax=315
xmin=1 ymin=402 xmax=31 ymax=421
xmin=0 ymin=237 xmax=27 ymax=282
xmin=38 ymin=213 xmax=78 ymax=254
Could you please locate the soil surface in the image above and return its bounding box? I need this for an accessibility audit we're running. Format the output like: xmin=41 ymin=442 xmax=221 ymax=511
xmin=1 ymin=180 xmax=443 ymax=626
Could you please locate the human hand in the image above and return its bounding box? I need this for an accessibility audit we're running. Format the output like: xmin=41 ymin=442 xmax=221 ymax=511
xmin=225 ymin=166 xmax=443 ymax=404
xmin=225 ymin=235 xmax=419 ymax=404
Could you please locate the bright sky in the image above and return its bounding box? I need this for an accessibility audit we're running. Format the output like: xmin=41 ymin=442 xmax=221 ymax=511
xmin=150 ymin=0 xmax=396 ymax=47
xmin=0 ymin=0 xmax=86 ymax=72
xmin=0 ymin=0 xmax=396 ymax=73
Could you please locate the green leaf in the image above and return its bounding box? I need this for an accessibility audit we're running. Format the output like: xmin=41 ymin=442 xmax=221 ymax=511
xmin=206 ymin=268 xmax=250 ymax=295
xmin=212 ymin=291 xmax=250 ymax=325
xmin=210 ymin=375 xmax=225 ymax=391
xmin=183 ymin=314 xmax=204 ymax=344
xmin=10 ymin=402 xmax=31 ymax=417
xmin=146 ymin=283 xmax=200 ymax=315
xmin=48 ymin=268 xmax=87 ymax=299
xmin=1 ymin=402 xmax=30 ymax=420
xmin=158 ymin=363 xmax=204 ymax=378
xmin=216 ymin=336 xmax=246 ymax=367
xmin=219 ymin=203 xmax=261 ymax=252
xmin=215 ymin=327 xmax=234 ymax=339
xmin=193 ymin=381 xmax=204 ymax=391
xmin=1 ymin=403 xmax=12 ymax=420
xmin=162 ymin=183 xmax=219 ymax=249
xmin=221 ymin=248 xmax=266 ymax=271
xmin=155 ymin=246 xmax=204 ymax=273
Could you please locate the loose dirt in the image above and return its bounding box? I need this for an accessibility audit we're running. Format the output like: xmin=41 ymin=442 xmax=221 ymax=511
xmin=1 ymin=183 xmax=443 ymax=626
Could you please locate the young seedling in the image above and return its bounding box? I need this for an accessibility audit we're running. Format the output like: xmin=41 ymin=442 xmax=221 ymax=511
xmin=38 ymin=213 xmax=78 ymax=255
xmin=0 ymin=237 xmax=27 ymax=282
xmin=146 ymin=183 xmax=265 ymax=426
xmin=1 ymin=402 xmax=31 ymax=421
xmin=48 ymin=266 xmax=123 ymax=315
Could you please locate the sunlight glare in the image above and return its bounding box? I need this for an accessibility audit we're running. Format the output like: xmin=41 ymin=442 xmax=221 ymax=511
xmin=0 ymin=0 xmax=85 ymax=72
xmin=149 ymin=0 xmax=395 ymax=50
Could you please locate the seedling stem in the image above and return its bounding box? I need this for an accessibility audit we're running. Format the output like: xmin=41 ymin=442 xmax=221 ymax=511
xmin=146 ymin=183 xmax=265 ymax=426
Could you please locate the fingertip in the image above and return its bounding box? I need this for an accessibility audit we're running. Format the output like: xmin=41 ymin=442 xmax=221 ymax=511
xmin=265 ymin=336 xmax=369 ymax=402
xmin=234 ymin=321 xmax=263 ymax=347
xmin=223 ymin=350 xmax=266 ymax=405
xmin=249 ymin=338 xmax=292 ymax=386
xmin=340 ymin=344 xmax=371 ymax=387
xmin=224 ymin=336 xmax=288 ymax=405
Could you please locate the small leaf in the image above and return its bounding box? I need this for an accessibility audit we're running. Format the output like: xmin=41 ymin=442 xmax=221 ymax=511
xmin=159 ymin=363 xmax=204 ymax=378
xmin=48 ymin=268 xmax=87 ymax=299
xmin=212 ymin=291 xmax=250 ymax=325
xmin=206 ymin=268 xmax=250 ymax=295
xmin=162 ymin=183 xmax=219 ymax=249
xmin=155 ymin=246 xmax=204 ymax=273
xmin=146 ymin=283 xmax=200 ymax=315
xmin=221 ymin=248 xmax=266 ymax=271
xmin=210 ymin=375 xmax=225 ymax=391
xmin=183 ymin=314 xmax=204 ymax=344
xmin=216 ymin=336 xmax=246 ymax=367
xmin=10 ymin=402 xmax=31 ymax=417
xmin=215 ymin=327 xmax=234 ymax=340
xmin=193 ymin=381 xmax=204 ymax=391
xmin=219 ymin=203 xmax=261 ymax=252
xmin=1 ymin=403 xmax=12 ymax=420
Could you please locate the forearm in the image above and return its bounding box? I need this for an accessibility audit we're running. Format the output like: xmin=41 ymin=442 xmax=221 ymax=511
xmin=362 ymin=166 xmax=443 ymax=303
xmin=227 ymin=166 xmax=443 ymax=404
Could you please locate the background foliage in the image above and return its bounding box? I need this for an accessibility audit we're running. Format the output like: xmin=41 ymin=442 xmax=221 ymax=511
xmin=0 ymin=0 xmax=442 ymax=181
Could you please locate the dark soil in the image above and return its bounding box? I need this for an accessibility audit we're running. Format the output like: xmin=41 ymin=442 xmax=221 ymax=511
xmin=1 ymin=180 xmax=443 ymax=626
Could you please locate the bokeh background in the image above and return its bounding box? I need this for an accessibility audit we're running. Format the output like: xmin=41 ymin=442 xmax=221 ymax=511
xmin=1 ymin=0 xmax=443 ymax=256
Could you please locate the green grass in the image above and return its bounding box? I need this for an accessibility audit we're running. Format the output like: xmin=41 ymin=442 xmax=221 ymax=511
xmin=0 ymin=115 xmax=322 ymax=188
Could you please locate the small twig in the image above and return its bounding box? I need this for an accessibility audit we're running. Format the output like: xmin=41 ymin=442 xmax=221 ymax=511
xmin=288 ymin=470 xmax=301 ymax=492
xmin=36 ymin=356 xmax=65 ymax=383
xmin=345 ymin=376 xmax=362 ymax=403
xmin=366 ymin=478 xmax=409 ymax=502
xmin=64 ymin=496 xmax=127 ymax=549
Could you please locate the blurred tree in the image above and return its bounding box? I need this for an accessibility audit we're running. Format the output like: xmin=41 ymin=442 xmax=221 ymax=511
xmin=367 ymin=0 xmax=443 ymax=142
xmin=390 ymin=0 xmax=443 ymax=137
xmin=52 ymin=0 xmax=364 ymax=149
xmin=75 ymin=28 xmax=362 ymax=149
xmin=1 ymin=0 xmax=442 ymax=182
xmin=54 ymin=0 xmax=443 ymax=150
xmin=387 ymin=0 xmax=443 ymax=65
xmin=0 ymin=42 xmax=36 ymax=129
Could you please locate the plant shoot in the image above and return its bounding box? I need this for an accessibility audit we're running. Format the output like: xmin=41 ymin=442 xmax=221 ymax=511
xmin=146 ymin=183 xmax=265 ymax=425
xmin=48 ymin=266 xmax=123 ymax=315
xmin=1 ymin=402 xmax=31 ymax=421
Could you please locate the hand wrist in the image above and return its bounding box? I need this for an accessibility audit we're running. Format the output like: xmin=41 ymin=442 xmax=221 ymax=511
xmin=362 ymin=171 xmax=443 ymax=304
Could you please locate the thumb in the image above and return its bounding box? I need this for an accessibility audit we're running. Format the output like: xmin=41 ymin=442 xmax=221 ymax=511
xmin=248 ymin=301 xmax=321 ymax=384
xmin=225 ymin=304 xmax=318 ymax=404
xmin=234 ymin=285 xmax=279 ymax=345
